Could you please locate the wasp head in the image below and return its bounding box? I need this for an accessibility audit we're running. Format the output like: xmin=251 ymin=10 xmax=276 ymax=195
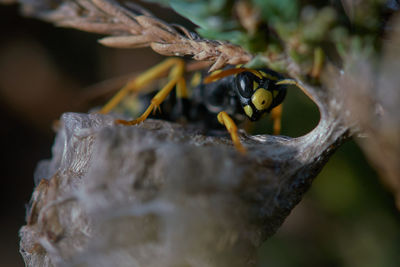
xmin=234 ymin=69 xmax=287 ymax=121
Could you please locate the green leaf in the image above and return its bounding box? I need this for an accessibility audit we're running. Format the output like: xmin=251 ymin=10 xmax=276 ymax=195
xmin=252 ymin=0 xmax=299 ymax=24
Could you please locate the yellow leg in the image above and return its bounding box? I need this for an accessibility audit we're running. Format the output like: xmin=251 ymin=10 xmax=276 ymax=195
xmin=115 ymin=59 xmax=186 ymax=125
xmin=217 ymin=111 xmax=246 ymax=154
xmin=99 ymin=58 xmax=185 ymax=114
xmin=176 ymin=76 xmax=188 ymax=99
xmin=270 ymin=104 xmax=283 ymax=135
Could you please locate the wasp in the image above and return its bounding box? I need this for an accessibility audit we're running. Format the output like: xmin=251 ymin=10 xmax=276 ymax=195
xmin=100 ymin=58 xmax=303 ymax=153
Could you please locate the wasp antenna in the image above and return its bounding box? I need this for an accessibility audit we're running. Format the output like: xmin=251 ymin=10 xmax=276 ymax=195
xmin=276 ymin=79 xmax=316 ymax=103
xmin=203 ymin=68 xmax=249 ymax=84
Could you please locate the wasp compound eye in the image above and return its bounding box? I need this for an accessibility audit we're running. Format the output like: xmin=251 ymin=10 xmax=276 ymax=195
xmin=235 ymin=73 xmax=253 ymax=98
xmin=252 ymin=89 xmax=272 ymax=111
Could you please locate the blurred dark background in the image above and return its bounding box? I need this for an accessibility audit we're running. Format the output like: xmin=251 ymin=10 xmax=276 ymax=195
xmin=0 ymin=3 xmax=399 ymax=267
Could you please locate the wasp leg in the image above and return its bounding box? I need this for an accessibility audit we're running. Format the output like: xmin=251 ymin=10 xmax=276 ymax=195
xmin=276 ymin=79 xmax=316 ymax=103
xmin=116 ymin=59 xmax=185 ymax=125
xmin=270 ymin=104 xmax=283 ymax=135
xmin=100 ymin=58 xmax=185 ymax=114
xmin=217 ymin=111 xmax=246 ymax=154
xmin=176 ymin=75 xmax=188 ymax=99
xmin=173 ymin=75 xmax=192 ymax=121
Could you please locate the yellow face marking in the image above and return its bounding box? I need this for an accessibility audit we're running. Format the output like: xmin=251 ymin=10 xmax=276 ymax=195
xmin=259 ymin=71 xmax=279 ymax=81
xmin=252 ymin=89 xmax=273 ymax=111
xmin=243 ymin=105 xmax=253 ymax=118
xmin=253 ymin=81 xmax=259 ymax=91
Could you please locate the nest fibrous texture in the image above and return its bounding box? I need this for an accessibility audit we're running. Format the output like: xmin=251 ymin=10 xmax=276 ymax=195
xmin=20 ymin=101 xmax=349 ymax=267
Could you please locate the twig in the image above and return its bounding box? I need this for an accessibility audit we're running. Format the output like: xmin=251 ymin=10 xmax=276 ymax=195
xmin=5 ymin=0 xmax=252 ymax=71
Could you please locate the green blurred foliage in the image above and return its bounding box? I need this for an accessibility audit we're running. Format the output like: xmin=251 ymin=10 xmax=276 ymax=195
xmin=145 ymin=0 xmax=261 ymax=52
xmin=145 ymin=0 xmax=242 ymax=41
xmin=252 ymin=0 xmax=299 ymax=24
xmin=146 ymin=0 xmax=389 ymax=75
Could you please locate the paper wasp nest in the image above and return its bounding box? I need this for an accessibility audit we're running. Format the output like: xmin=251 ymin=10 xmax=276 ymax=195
xmin=19 ymin=110 xmax=348 ymax=267
xmin=8 ymin=0 xmax=399 ymax=265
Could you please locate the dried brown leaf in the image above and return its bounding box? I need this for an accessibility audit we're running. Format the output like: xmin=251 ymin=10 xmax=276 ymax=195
xmin=99 ymin=35 xmax=154 ymax=48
